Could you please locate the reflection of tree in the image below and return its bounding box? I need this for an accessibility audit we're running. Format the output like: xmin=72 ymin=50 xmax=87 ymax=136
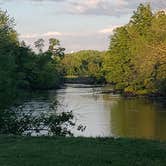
xmin=92 ymin=87 xmax=101 ymax=101
xmin=109 ymin=98 xmax=166 ymax=140
xmin=155 ymin=112 xmax=166 ymax=140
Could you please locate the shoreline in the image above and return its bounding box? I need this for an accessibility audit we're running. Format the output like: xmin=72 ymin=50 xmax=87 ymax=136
xmin=63 ymin=81 xmax=166 ymax=98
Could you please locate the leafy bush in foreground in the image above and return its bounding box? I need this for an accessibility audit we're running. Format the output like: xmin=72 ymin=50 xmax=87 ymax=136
xmin=0 ymin=108 xmax=76 ymax=136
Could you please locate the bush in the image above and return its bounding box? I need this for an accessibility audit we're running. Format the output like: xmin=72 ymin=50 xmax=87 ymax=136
xmin=0 ymin=108 xmax=75 ymax=136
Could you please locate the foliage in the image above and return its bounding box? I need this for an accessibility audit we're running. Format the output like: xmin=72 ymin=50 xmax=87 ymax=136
xmin=0 ymin=108 xmax=75 ymax=136
xmin=0 ymin=9 xmax=77 ymax=136
xmin=62 ymin=50 xmax=105 ymax=83
xmin=0 ymin=9 xmax=64 ymax=109
xmin=21 ymin=50 xmax=63 ymax=90
xmin=48 ymin=38 xmax=65 ymax=59
xmin=61 ymin=4 xmax=166 ymax=95
xmin=0 ymin=10 xmax=19 ymax=108
xmin=34 ymin=38 xmax=45 ymax=53
xmin=103 ymin=4 xmax=166 ymax=95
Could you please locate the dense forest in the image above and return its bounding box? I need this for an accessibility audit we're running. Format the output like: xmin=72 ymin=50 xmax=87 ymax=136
xmin=0 ymin=3 xmax=166 ymax=111
xmin=62 ymin=4 xmax=166 ymax=96
xmin=104 ymin=4 xmax=166 ymax=96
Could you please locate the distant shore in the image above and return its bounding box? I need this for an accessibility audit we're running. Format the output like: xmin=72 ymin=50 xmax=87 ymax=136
xmin=64 ymin=76 xmax=166 ymax=98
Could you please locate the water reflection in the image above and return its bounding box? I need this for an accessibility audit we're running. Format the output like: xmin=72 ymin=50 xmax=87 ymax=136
xmin=55 ymin=84 xmax=166 ymax=140
xmin=21 ymin=84 xmax=166 ymax=140
xmin=108 ymin=97 xmax=166 ymax=140
xmin=56 ymin=85 xmax=114 ymax=137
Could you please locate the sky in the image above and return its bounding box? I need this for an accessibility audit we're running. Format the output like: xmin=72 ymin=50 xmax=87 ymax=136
xmin=0 ymin=0 xmax=166 ymax=53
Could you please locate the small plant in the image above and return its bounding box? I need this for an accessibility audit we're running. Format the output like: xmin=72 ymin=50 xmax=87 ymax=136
xmin=0 ymin=103 xmax=85 ymax=136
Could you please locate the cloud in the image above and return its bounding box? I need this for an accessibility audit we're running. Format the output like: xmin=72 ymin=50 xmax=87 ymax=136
xmin=32 ymin=0 xmax=65 ymax=1
xmin=0 ymin=0 xmax=65 ymax=2
xmin=1 ymin=0 xmax=166 ymax=16
xmin=66 ymin=0 xmax=129 ymax=16
xmin=65 ymin=0 xmax=166 ymax=16
xmin=99 ymin=25 xmax=122 ymax=34
xmin=20 ymin=33 xmax=39 ymax=39
xmin=3 ymin=0 xmax=166 ymax=53
xmin=19 ymin=30 xmax=109 ymax=52
xmin=20 ymin=31 xmax=102 ymax=39
xmin=0 ymin=0 xmax=66 ymax=5
xmin=20 ymin=31 xmax=62 ymax=39
xmin=43 ymin=31 xmax=62 ymax=37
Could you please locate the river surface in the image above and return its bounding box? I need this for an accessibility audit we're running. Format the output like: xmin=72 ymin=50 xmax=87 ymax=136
xmin=22 ymin=84 xmax=166 ymax=140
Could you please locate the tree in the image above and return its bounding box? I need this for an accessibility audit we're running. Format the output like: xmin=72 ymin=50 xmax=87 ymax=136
xmin=61 ymin=50 xmax=105 ymax=83
xmin=48 ymin=38 xmax=65 ymax=59
xmin=0 ymin=9 xmax=64 ymax=109
xmin=0 ymin=9 xmax=18 ymax=108
xmin=34 ymin=38 xmax=45 ymax=53
xmin=129 ymin=3 xmax=153 ymax=36
xmin=104 ymin=4 xmax=166 ymax=95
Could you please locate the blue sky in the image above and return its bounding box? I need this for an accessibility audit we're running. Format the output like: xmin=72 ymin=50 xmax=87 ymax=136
xmin=0 ymin=0 xmax=166 ymax=52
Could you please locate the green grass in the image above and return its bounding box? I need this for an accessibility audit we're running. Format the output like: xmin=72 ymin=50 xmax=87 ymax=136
xmin=0 ymin=136 xmax=165 ymax=166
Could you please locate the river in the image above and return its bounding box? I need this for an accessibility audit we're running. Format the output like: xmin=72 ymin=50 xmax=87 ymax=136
xmin=21 ymin=84 xmax=166 ymax=140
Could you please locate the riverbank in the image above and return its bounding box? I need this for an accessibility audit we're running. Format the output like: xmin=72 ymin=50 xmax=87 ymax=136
xmin=64 ymin=76 xmax=97 ymax=84
xmin=0 ymin=136 xmax=165 ymax=166
xmin=64 ymin=76 xmax=165 ymax=97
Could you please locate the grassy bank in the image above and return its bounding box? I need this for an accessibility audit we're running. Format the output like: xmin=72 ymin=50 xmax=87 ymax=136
xmin=0 ymin=136 xmax=165 ymax=166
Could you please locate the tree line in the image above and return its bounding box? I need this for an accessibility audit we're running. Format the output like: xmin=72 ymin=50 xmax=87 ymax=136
xmin=0 ymin=3 xmax=166 ymax=111
xmin=0 ymin=10 xmax=64 ymax=109
xmin=62 ymin=4 xmax=166 ymax=96
xmin=62 ymin=50 xmax=105 ymax=83
xmin=104 ymin=4 xmax=166 ymax=96
xmin=0 ymin=10 xmax=81 ymax=136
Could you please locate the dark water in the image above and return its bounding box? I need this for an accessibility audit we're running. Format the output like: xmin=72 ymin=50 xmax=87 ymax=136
xmin=22 ymin=84 xmax=166 ymax=140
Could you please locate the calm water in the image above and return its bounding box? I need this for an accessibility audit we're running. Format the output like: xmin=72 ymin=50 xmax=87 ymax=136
xmin=22 ymin=84 xmax=166 ymax=140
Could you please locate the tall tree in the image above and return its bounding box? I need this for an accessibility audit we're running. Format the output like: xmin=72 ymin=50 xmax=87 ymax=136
xmin=0 ymin=9 xmax=18 ymax=108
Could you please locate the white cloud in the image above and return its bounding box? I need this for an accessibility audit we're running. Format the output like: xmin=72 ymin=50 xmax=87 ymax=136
xmin=99 ymin=25 xmax=122 ymax=34
xmin=66 ymin=0 xmax=130 ymax=16
xmin=65 ymin=0 xmax=166 ymax=16
xmin=1 ymin=0 xmax=166 ymax=16
xmin=43 ymin=31 xmax=62 ymax=37
xmin=20 ymin=33 xmax=39 ymax=39
xmin=20 ymin=31 xmax=62 ymax=39
xmin=19 ymin=30 xmax=109 ymax=53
